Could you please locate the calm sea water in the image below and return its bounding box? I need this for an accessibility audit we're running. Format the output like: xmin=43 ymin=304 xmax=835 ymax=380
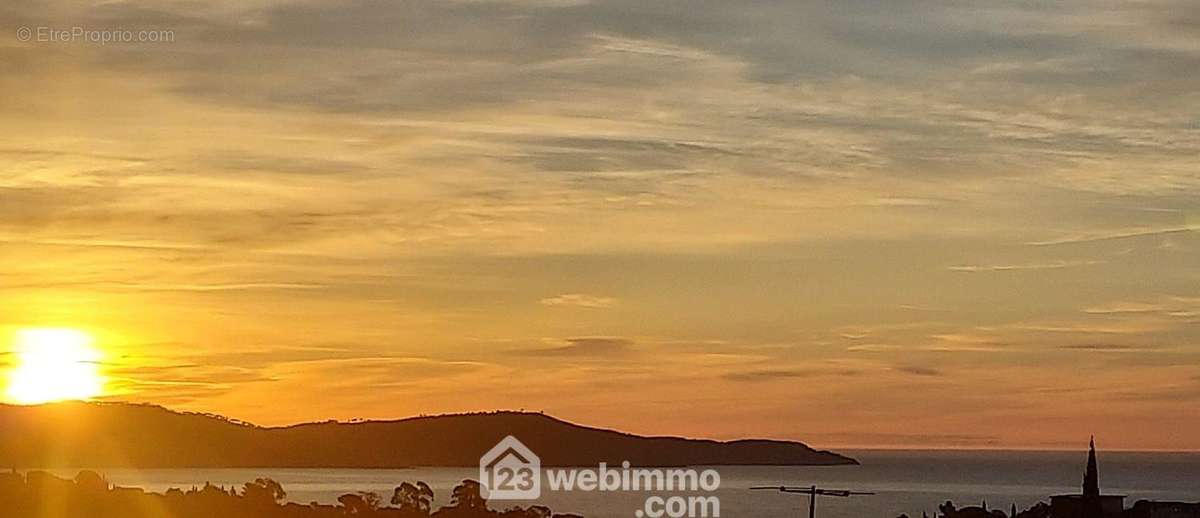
xmin=42 ymin=450 xmax=1200 ymax=518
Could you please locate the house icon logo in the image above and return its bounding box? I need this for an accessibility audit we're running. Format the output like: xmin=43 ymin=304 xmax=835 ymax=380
xmin=479 ymin=435 xmax=541 ymax=500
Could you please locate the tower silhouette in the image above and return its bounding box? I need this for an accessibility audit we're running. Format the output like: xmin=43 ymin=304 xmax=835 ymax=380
xmin=1050 ymin=437 xmax=1123 ymax=518
xmin=1082 ymin=436 xmax=1102 ymax=518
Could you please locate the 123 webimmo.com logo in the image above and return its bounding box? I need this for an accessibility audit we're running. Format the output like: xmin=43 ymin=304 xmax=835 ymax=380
xmin=479 ymin=436 xmax=722 ymax=517
xmin=480 ymin=435 xmax=541 ymax=500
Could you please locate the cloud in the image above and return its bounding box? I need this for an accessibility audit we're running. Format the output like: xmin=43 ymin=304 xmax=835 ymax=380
xmin=1057 ymin=344 xmax=1155 ymax=353
xmin=894 ymin=366 xmax=944 ymax=377
xmin=923 ymin=334 xmax=1005 ymax=353
xmin=539 ymin=293 xmax=617 ymax=308
xmin=106 ymin=282 xmax=326 ymax=292
xmin=519 ymin=337 xmax=634 ymax=357
xmin=722 ymin=368 xmax=861 ymax=382
xmin=845 ymin=344 xmax=901 ymax=353
xmin=1082 ymin=297 xmax=1200 ymax=318
xmin=1028 ymin=227 xmax=1198 ymax=247
xmin=1083 ymin=302 xmax=1169 ymax=314
xmin=199 ymin=152 xmax=371 ymax=177
xmin=948 ymin=259 xmax=1102 ymax=272
xmin=809 ymin=431 xmax=1000 ymax=448
xmin=271 ymin=357 xmax=490 ymax=388
xmin=103 ymin=362 xmax=278 ymax=403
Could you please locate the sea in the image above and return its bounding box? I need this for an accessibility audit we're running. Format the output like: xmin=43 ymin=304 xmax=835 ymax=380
xmin=39 ymin=450 xmax=1200 ymax=518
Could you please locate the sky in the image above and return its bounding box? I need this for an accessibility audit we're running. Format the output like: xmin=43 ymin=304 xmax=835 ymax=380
xmin=1 ymin=0 xmax=1198 ymax=450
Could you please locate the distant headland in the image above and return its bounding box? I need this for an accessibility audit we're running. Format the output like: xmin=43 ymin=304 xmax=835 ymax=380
xmin=0 ymin=402 xmax=856 ymax=468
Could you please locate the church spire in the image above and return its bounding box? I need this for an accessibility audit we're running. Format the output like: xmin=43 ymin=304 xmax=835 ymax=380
xmin=1082 ymin=436 xmax=1104 ymax=518
xmin=1083 ymin=436 xmax=1099 ymax=498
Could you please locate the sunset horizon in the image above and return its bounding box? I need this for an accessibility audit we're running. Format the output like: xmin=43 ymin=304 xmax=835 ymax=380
xmin=3 ymin=3 xmax=1199 ymax=507
xmin=4 ymin=308 xmax=1197 ymax=451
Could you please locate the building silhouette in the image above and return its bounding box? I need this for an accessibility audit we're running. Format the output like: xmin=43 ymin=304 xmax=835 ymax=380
xmin=1050 ymin=437 xmax=1124 ymax=518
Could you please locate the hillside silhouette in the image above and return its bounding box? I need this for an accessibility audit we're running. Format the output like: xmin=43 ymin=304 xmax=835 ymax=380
xmin=0 ymin=402 xmax=855 ymax=468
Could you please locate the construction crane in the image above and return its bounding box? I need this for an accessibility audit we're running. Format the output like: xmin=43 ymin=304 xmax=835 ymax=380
xmin=751 ymin=485 xmax=875 ymax=518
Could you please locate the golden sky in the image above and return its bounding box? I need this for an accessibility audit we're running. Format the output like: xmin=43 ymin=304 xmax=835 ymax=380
xmin=1 ymin=0 xmax=1198 ymax=450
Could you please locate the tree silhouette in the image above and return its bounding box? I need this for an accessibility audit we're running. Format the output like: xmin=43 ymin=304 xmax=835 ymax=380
xmin=0 ymin=471 xmax=587 ymax=518
xmin=392 ymin=481 xmax=435 ymax=515
xmin=940 ymin=501 xmax=958 ymax=517
xmin=242 ymin=477 xmax=286 ymax=505
xmin=449 ymin=480 xmax=486 ymax=511
xmin=339 ymin=491 xmax=382 ymax=514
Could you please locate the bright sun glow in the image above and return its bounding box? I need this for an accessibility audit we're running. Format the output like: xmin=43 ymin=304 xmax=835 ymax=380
xmin=5 ymin=328 xmax=106 ymax=405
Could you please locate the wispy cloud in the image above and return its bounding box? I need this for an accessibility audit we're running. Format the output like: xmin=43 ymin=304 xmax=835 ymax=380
xmin=1057 ymin=344 xmax=1156 ymax=353
xmin=808 ymin=431 xmax=1000 ymax=448
xmin=107 ymin=282 xmax=326 ymax=292
xmin=540 ymin=293 xmax=617 ymax=308
xmin=948 ymin=259 xmax=1102 ymax=273
xmin=894 ymin=366 xmax=944 ymax=377
xmin=1083 ymin=297 xmax=1200 ymax=317
xmin=845 ymin=344 xmax=902 ymax=353
xmin=1028 ymin=227 xmax=1198 ymax=246
xmin=518 ymin=337 xmax=635 ymax=357
xmin=1083 ymin=302 xmax=1169 ymax=314
xmin=722 ymin=368 xmax=861 ymax=382
xmin=924 ymin=334 xmax=1005 ymax=353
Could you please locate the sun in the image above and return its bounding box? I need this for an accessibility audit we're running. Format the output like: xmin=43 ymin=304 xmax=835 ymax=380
xmin=4 ymin=328 xmax=106 ymax=405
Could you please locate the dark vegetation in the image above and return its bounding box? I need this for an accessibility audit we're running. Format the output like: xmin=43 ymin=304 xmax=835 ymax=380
xmin=0 ymin=470 xmax=583 ymax=518
xmin=897 ymin=499 xmax=1200 ymax=518
xmin=0 ymin=402 xmax=855 ymax=467
xmin=893 ymin=500 xmax=1042 ymax=518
